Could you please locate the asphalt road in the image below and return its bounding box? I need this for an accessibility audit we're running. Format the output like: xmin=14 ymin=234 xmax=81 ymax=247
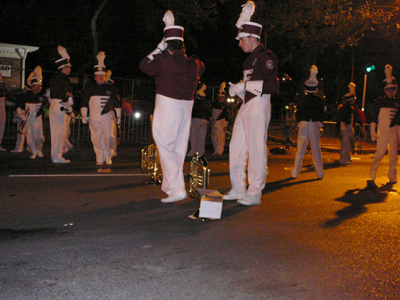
xmin=1 ymin=142 xmax=399 ymax=299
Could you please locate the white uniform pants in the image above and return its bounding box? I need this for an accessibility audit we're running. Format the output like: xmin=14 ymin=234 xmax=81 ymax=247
xmin=188 ymin=118 xmax=208 ymax=156
xmin=211 ymin=118 xmax=228 ymax=155
xmin=26 ymin=116 xmax=44 ymax=156
xmin=228 ymin=95 xmax=271 ymax=197
xmin=292 ymin=121 xmax=324 ymax=178
xmin=110 ymin=120 xmax=117 ymax=156
xmin=370 ymin=125 xmax=398 ymax=182
xmin=49 ymin=99 xmax=69 ymax=160
xmin=339 ymin=123 xmax=353 ymax=164
xmin=152 ymin=94 xmax=193 ymax=196
xmin=14 ymin=117 xmax=26 ymax=152
xmin=89 ymin=111 xmax=114 ymax=164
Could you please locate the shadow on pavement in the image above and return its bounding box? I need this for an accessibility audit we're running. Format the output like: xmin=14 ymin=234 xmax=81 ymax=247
xmin=323 ymin=182 xmax=400 ymax=228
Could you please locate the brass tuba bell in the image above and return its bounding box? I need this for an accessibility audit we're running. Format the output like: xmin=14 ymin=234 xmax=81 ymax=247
xmin=141 ymin=144 xmax=161 ymax=185
xmin=189 ymin=152 xmax=210 ymax=199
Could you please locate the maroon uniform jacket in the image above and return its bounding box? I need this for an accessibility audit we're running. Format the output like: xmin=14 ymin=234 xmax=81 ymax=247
xmin=139 ymin=49 xmax=205 ymax=101
xmin=243 ymin=44 xmax=279 ymax=103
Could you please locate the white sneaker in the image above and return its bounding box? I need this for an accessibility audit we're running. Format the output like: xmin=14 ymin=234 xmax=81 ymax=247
xmin=11 ymin=149 xmax=23 ymax=153
xmin=30 ymin=153 xmax=36 ymax=159
xmin=161 ymin=191 xmax=187 ymax=203
xmin=0 ymin=146 xmax=6 ymax=151
xmin=237 ymin=195 xmax=261 ymax=206
xmin=52 ymin=157 xmax=70 ymax=164
xmin=223 ymin=191 xmax=247 ymax=201
xmin=37 ymin=151 xmax=43 ymax=158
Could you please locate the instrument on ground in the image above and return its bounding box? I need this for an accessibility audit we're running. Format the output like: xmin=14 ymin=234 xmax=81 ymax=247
xmin=18 ymin=108 xmax=31 ymax=135
xmin=141 ymin=144 xmax=161 ymax=185
xmin=189 ymin=152 xmax=210 ymax=199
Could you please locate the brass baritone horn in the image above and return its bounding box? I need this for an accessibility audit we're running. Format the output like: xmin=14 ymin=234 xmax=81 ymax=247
xmin=189 ymin=152 xmax=210 ymax=199
xmin=141 ymin=144 xmax=161 ymax=185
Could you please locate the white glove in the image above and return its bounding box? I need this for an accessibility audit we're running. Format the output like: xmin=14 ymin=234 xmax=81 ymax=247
xmin=115 ymin=108 xmax=121 ymax=125
xmin=61 ymin=101 xmax=72 ymax=114
xmin=147 ymin=38 xmax=168 ymax=60
xmin=228 ymin=81 xmax=245 ymax=97
xmin=81 ymin=107 xmax=88 ymax=124
xmin=157 ymin=38 xmax=168 ymax=51
xmin=370 ymin=122 xmax=377 ymax=142
xmin=16 ymin=108 xmax=26 ymax=121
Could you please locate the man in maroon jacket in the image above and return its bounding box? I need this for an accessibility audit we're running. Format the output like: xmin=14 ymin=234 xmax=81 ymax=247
xmin=140 ymin=10 xmax=205 ymax=203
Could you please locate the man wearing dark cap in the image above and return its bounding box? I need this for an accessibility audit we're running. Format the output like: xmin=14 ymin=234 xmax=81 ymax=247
xmin=140 ymin=10 xmax=205 ymax=203
xmin=49 ymin=45 xmax=73 ymax=163
xmin=368 ymin=65 xmax=400 ymax=188
xmin=224 ymin=1 xmax=279 ymax=206
xmin=338 ymin=82 xmax=357 ymax=165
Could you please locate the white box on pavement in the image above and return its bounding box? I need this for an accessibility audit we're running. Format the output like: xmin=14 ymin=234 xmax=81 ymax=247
xmin=196 ymin=188 xmax=223 ymax=219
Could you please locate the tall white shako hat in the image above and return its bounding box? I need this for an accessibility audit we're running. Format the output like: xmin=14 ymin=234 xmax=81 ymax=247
xmin=105 ymin=70 xmax=114 ymax=85
xmin=55 ymin=45 xmax=71 ymax=69
xmin=218 ymin=82 xmax=227 ymax=97
xmin=235 ymin=1 xmax=262 ymax=40
xmin=94 ymin=51 xmax=106 ymax=75
xmin=343 ymin=82 xmax=356 ymax=102
xmin=304 ymin=65 xmax=319 ymax=93
xmin=27 ymin=66 xmax=43 ymax=87
xmin=383 ymin=64 xmax=397 ymax=91
xmin=163 ymin=10 xmax=184 ymax=41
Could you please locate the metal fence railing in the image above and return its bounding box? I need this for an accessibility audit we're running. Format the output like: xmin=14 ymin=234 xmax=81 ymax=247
xmin=3 ymin=102 xmax=378 ymax=153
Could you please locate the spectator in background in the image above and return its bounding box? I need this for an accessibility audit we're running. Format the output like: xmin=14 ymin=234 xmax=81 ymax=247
xmin=337 ymin=82 xmax=357 ymax=165
xmin=187 ymin=83 xmax=211 ymax=157
xmin=211 ymin=82 xmax=229 ymax=155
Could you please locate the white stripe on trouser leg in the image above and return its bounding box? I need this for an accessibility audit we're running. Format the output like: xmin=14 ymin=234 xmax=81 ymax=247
xmin=49 ymin=99 xmax=69 ymax=160
xmin=229 ymin=95 xmax=270 ymax=196
xmin=152 ymin=94 xmax=193 ymax=196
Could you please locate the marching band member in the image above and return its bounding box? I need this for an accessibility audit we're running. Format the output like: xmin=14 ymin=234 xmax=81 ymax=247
xmin=49 ymin=45 xmax=73 ymax=163
xmin=224 ymin=1 xmax=279 ymax=205
xmin=139 ymin=10 xmax=205 ymax=203
xmin=291 ymin=65 xmax=325 ymax=180
xmin=80 ymin=52 xmax=121 ymax=166
xmin=16 ymin=66 xmax=45 ymax=159
xmin=368 ymin=65 xmax=400 ymax=188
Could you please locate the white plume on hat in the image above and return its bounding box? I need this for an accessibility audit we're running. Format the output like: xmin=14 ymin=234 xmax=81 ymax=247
xmin=304 ymin=65 xmax=318 ymax=93
xmin=58 ymin=45 xmax=70 ymax=60
xmin=236 ymin=1 xmax=255 ymax=29
xmin=197 ymin=83 xmax=207 ymax=97
xmin=163 ymin=10 xmax=175 ymax=27
xmin=27 ymin=66 xmax=43 ymax=86
xmin=218 ymin=82 xmax=227 ymax=96
xmin=97 ymin=51 xmax=106 ymax=68
xmin=343 ymin=82 xmax=356 ymax=102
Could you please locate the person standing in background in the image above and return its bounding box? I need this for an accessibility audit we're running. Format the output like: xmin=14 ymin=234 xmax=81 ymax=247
xmin=211 ymin=82 xmax=229 ymax=156
xmin=187 ymin=83 xmax=211 ymax=157
xmin=291 ymin=65 xmax=325 ymax=180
